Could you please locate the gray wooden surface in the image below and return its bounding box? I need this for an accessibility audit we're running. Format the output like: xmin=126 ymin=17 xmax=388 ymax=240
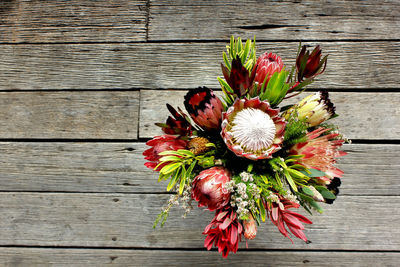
xmin=0 ymin=0 xmax=399 ymax=266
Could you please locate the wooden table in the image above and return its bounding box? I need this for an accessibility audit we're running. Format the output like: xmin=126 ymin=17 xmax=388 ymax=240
xmin=0 ymin=1 xmax=399 ymax=266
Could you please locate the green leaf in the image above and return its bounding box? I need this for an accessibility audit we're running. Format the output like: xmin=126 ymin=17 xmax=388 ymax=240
xmin=283 ymin=170 xmax=298 ymax=192
xmin=314 ymin=186 xmax=336 ymax=200
xmin=258 ymin=199 xmax=266 ymax=222
xmin=302 ymin=186 xmax=314 ymax=196
xmin=179 ymin=166 xmax=187 ymax=195
xmin=167 ymin=169 xmax=181 ymax=191
xmin=158 ymin=150 xmax=182 ymax=156
xmin=241 ymin=39 xmax=251 ymax=64
xmin=307 ymin=168 xmax=327 ymax=177
xmin=159 ymin=155 xmax=182 ymax=162
xmin=309 ymin=200 xmax=324 ymax=213
xmin=222 ymin=52 xmax=231 ymax=70
xmin=160 ymin=162 xmax=181 ymax=175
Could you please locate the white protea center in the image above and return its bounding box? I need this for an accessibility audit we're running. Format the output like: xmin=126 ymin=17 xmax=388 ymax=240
xmin=231 ymin=108 xmax=276 ymax=152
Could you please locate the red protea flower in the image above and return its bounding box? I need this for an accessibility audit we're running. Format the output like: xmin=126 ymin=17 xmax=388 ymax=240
xmin=192 ymin=167 xmax=231 ymax=211
xmin=155 ymin=104 xmax=193 ymax=136
xmin=221 ymin=56 xmax=256 ymax=97
xmin=221 ymin=97 xmax=286 ymax=160
xmin=203 ymin=207 xmax=243 ymax=258
xmin=143 ymin=135 xmax=188 ymax=171
xmin=296 ymin=45 xmax=327 ymax=82
xmin=243 ymin=214 xmax=257 ymax=240
xmin=254 ymin=52 xmax=284 ymax=87
xmin=267 ymin=198 xmax=312 ymax=242
xmin=184 ymin=87 xmax=224 ymax=131
xmin=290 ymin=127 xmax=347 ymax=183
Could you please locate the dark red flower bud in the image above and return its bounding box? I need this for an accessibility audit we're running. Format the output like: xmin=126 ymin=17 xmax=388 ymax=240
xmin=296 ymin=45 xmax=328 ymax=81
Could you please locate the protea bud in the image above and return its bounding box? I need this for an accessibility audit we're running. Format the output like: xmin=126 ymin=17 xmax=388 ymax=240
xmin=155 ymin=104 xmax=193 ymax=136
xmin=184 ymin=87 xmax=224 ymax=131
xmin=243 ymin=214 xmax=257 ymax=240
xmin=296 ymin=45 xmax=327 ymax=82
xmin=221 ymin=56 xmax=256 ymax=97
xmin=254 ymin=52 xmax=284 ymax=87
xmin=192 ymin=167 xmax=231 ymax=211
xmin=287 ymin=91 xmax=335 ymax=127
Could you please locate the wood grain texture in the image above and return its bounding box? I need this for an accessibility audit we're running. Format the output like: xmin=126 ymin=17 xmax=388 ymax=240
xmin=0 ymin=0 xmax=147 ymax=43
xmin=0 ymin=42 xmax=399 ymax=90
xmin=0 ymin=193 xmax=398 ymax=250
xmin=149 ymin=0 xmax=400 ymax=41
xmin=0 ymin=142 xmax=398 ymax=196
xmin=0 ymin=91 xmax=139 ymax=139
xmin=0 ymin=248 xmax=399 ymax=267
xmin=140 ymin=90 xmax=400 ymax=140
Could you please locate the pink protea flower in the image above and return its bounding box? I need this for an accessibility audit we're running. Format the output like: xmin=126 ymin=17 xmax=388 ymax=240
xmin=203 ymin=207 xmax=243 ymax=258
xmin=267 ymin=198 xmax=312 ymax=242
xmin=143 ymin=135 xmax=188 ymax=171
xmin=290 ymin=127 xmax=347 ymax=183
xmin=243 ymin=214 xmax=257 ymax=240
xmin=296 ymin=45 xmax=327 ymax=82
xmin=254 ymin=52 xmax=284 ymax=86
xmin=184 ymin=87 xmax=224 ymax=131
xmin=192 ymin=167 xmax=231 ymax=211
xmin=221 ymin=97 xmax=286 ymax=160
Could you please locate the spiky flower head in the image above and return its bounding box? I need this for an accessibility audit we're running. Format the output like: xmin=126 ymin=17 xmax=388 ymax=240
xmin=184 ymin=87 xmax=224 ymax=131
xmin=155 ymin=104 xmax=193 ymax=136
xmin=221 ymin=97 xmax=286 ymax=160
xmin=290 ymin=127 xmax=347 ymax=183
xmin=243 ymin=214 xmax=257 ymax=240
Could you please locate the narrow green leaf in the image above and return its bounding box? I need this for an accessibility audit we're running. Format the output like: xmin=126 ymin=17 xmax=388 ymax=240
xmin=160 ymin=162 xmax=181 ymax=175
xmin=259 ymin=199 xmax=266 ymax=222
xmin=167 ymin=169 xmax=181 ymax=191
xmin=309 ymin=200 xmax=324 ymax=213
xmin=308 ymin=168 xmax=327 ymax=177
xmin=223 ymin=52 xmax=231 ymax=70
xmin=159 ymin=155 xmax=182 ymax=162
xmin=241 ymin=39 xmax=251 ymax=64
xmin=179 ymin=166 xmax=187 ymax=195
xmin=176 ymin=149 xmax=195 ymax=157
xmin=158 ymin=150 xmax=182 ymax=156
xmin=284 ymin=170 xmax=298 ymax=192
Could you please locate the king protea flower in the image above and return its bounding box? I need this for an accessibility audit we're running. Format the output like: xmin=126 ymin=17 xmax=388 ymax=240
xmin=221 ymin=97 xmax=286 ymax=160
xmin=267 ymin=198 xmax=312 ymax=242
xmin=287 ymin=91 xmax=335 ymax=127
xmin=143 ymin=135 xmax=188 ymax=171
xmin=296 ymin=45 xmax=327 ymax=82
xmin=203 ymin=207 xmax=243 ymax=258
xmin=289 ymin=127 xmax=347 ymax=183
xmin=192 ymin=167 xmax=231 ymax=211
xmin=254 ymin=52 xmax=284 ymax=87
xmin=184 ymin=87 xmax=224 ymax=131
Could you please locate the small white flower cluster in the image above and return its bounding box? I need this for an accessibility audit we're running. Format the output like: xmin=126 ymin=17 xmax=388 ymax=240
xmin=228 ymin=172 xmax=261 ymax=219
xmin=285 ymin=191 xmax=300 ymax=204
xmin=162 ymin=194 xmax=180 ymax=213
xmin=239 ymin=171 xmax=254 ymax=182
xmin=181 ymin=185 xmax=193 ymax=218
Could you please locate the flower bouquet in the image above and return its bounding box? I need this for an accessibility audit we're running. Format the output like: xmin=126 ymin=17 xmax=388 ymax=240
xmin=144 ymin=36 xmax=347 ymax=258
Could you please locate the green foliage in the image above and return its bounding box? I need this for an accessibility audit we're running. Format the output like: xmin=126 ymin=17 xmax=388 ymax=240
xmin=283 ymin=114 xmax=308 ymax=147
xmin=156 ymin=148 xmax=215 ymax=195
xmin=259 ymin=69 xmax=290 ymax=107
xmin=224 ymin=36 xmax=257 ymax=72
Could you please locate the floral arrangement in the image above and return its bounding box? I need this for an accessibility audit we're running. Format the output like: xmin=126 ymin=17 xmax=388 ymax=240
xmin=144 ymin=36 xmax=348 ymax=258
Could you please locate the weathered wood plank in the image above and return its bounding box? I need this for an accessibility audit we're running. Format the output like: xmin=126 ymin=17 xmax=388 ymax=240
xmin=149 ymin=0 xmax=400 ymax=41
xmin=0 ymin=248 xmax=399 ymax=267
xmin=0 ymin=0 xmax=147 ymax=43
xmin=0 ymin=193 xmax=398 ymax=250
xmin=0 ymin=91 xmax=139 ymax=139
xmin=0 ymin=42 xmax=399 ymax=89
xmin=0 ymin=142 xmax=398 ymax=196
xmin=140 ymin=91 xmax=400 ymax=140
